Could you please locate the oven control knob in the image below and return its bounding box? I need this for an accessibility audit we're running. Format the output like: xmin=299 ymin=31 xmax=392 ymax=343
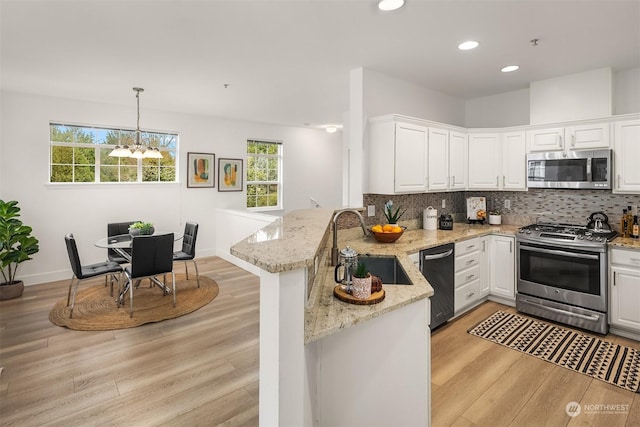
xmin=526 ymin=230 xmax=532 ymax=234
xmin=577 ymin=235 xmax=584 ymax=240
xmin=587 ymin=236 xmax=593 ymax=240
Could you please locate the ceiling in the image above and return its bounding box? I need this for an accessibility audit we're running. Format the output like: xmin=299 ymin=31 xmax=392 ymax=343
xmin=2 ymin=0 xmax=639 ymax=129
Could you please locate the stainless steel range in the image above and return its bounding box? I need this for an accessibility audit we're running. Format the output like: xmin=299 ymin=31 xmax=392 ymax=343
xmin=515 ymin=222 xmax=617 ymax=334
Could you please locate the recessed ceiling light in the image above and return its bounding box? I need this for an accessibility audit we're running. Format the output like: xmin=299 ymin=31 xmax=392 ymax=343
xmin=326 ymin=126 xmax=338 ymax=134
xmin=458 ymin=41 xmax=479 ymax=50
xmin=378 ymin=0 xmax=405 ymax=12
xmin=501 ymin=65 xmax=520 ymax=73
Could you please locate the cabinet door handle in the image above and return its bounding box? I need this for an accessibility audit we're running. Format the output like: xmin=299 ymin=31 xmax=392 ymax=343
xmin=496 ymin=176 xmax=499 ymax=186
xmin=509 ymin=241 xmax=513 ymax=253
xmin=571 ymin=134 xmax=575 ymax=148
xmin=451 ymin=175 xmax=455 ymax=187
xmin=466 ymin=274 xmax=475 ymax=280
xmin=468 ymin=292 xmax=475 ymax=299
xmin=466 ymin=259 xmax=475 ymax=265
xmin=503 ymin=176 xmax=506 ymax=187
xmin=482 ymin=240 xmax=486 ymax=251
xmin=618 ymin=174 xmax=621 ymax=188
xmin=613 ymin=271 xmax=616 ymax=286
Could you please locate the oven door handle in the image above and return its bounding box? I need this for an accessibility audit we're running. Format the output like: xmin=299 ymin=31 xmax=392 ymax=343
xmin=519 ymin=245 xmax=599 ymax=260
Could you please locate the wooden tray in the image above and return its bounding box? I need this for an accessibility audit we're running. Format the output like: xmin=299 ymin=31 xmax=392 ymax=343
xmin=333 ymin=285 xmax=385 ymax=305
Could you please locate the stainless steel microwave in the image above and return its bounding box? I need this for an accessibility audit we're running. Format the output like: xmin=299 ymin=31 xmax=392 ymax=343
xmin=526 ymin=149 xmax=612 ymax=189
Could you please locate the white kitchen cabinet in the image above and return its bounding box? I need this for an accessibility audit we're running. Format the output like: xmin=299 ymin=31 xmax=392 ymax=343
xmin=454 ymin=238 xmax=484 ymax=313
xmin=613 ymin=119 xmax=640 ymax=194
xmin=368 ymin=118 xmax=428 ymax=194
xmin=427 ymin=127 xmax=449 ymax=191
xmin=489 ymin=235 xmax=515 ymax=300
xmin=502 ymin=131 xmax=527 ymax=190
xmin=609 ymin=248 xmax=640 ymax=334
xmin=468 ymin=133 xmax=501 ymax=189
xmin=428 ymin=128 xmax=468 ymax=191
xmin=566 ymin=122 xmax=610 ymax=150
xmin=527 ymin=127 xmax=564 ymax=152
xmin=479 ymin=236 xmax=490 ymax=297
xmin=449 ymin=131 xmax=468 ymax=190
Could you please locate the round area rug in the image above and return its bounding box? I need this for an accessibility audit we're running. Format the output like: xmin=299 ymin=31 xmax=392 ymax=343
xmin=49 ymin=274 xmax=219 ymax=330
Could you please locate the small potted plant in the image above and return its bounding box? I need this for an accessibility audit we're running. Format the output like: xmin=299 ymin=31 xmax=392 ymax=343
xmin=0 ymin=200 xmax=40 ymax=300
xmin=129 ymin=221 xmax=155 ymax=236
xmin=489 ymin=210 xmax=502 ymax=225
xmin=383 ymin=200 xmax=406 ymax=225
xmin=352 ymin=262 xmax=371 ymax=299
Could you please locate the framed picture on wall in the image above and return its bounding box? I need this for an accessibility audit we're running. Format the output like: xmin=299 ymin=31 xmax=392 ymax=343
xmin=187 ymin=152 xmax=215 ymax=188
xmin=218 ymin=158 xmax=243 ymax=192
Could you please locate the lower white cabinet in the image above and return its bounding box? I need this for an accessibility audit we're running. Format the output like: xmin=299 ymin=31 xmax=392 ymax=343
xmin=454 ymin=238 xmax=485 ymax=313
xmin=489 ymin=235 xmax=515 ymax=300
xmin=609 ymin=248 xmax=640 ymax=333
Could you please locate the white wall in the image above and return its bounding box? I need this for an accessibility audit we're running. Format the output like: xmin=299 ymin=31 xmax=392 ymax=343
xmin=363 ymin=69 xmax=465 ymax=126
xmin=465 ymin=89 xmax=530 ymax=128
xmin=530 ymin=67 xmax=613 ymax=125
xmin=614 ymin=67 xmax=640 ymax=115
xmin=1 ymin=91 xmax=342 ymax=285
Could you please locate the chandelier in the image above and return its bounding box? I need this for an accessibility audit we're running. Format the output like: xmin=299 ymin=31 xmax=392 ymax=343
xmin=109 ymin=87 xmax=163 ymax=158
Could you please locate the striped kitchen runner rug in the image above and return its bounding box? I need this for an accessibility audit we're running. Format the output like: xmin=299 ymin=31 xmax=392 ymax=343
xmin=468 ymin=310 xmax=640 ymax=393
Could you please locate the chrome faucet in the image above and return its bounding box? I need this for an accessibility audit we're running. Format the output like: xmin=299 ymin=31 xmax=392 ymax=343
xmin=331 ymin=209 xmax=368 ymax=266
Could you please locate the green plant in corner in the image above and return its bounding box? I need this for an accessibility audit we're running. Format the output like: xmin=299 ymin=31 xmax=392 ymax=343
xmin=383 ymin=200 xmax=406 ymax=224
xmin=0 ymin=200 xmax=40 ymax=285
xmin=354 ymin=262 xmax=369 ymax=279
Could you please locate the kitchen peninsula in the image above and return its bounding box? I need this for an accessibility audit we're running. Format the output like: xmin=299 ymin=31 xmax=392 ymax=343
xmin=231 ymin=208 xmax=522 ymax=426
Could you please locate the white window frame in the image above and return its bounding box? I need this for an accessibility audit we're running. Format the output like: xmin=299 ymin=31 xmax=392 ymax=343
xmin=246 ymin=139 xmax=283 ymax=211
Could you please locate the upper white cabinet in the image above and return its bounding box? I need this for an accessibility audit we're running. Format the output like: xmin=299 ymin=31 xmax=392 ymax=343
xmin=449 ymin=131 xmax=468 ymax=190
xmin=468 ymin=133 xmax=501 ymax=189
xmin=527 ymin=123 xmax=610 ymax=152
xmin=527 ymin=127 xmax=564 ymax=152
xmin=468 ymin=131 xmax=526 ymax=191
xmin=427 ymin=128 xmax=468 ymax=192
xmin=368 ymin=118 xmax=428 ymax=194
xmin=502 ymin=131 xmax=527 ymax=190
xmin=427 ymin=128 xmax=449 ymax=191
xmin=613 ymin=119 xmax=640 ymax=194
xmin=566 ymin=123 xmax=610 ymax=150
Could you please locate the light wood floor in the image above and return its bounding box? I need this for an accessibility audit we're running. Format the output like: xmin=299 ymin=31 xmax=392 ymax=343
xmin=432 ymin=301 xmax=640 ymax=427
xmin=2 ymin=258 xmax=640 ymax=426
xmin=0 ymin=256 xmax=260 ymax=426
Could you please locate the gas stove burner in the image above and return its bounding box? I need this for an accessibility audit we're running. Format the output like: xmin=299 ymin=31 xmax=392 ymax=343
xmin=517 ymin=222 xmax=617 ymax=248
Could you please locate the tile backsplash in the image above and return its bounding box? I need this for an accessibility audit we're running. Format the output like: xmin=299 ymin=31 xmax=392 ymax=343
xmin=363 ymin=190 xmax=640 ymax=231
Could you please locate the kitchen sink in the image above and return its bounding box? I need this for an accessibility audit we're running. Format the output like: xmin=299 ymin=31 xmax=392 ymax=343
xmin=357 ymin=255 xmax=412 ymax=285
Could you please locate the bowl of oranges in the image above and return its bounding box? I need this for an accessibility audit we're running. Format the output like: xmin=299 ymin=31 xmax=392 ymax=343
xmin=370 ymin=224 xmax=405 ymax=243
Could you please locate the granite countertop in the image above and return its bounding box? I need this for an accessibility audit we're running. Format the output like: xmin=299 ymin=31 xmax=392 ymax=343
xmin=231 ymin=208 xmax=639 ymax=345
xmin=609 ymin=236 xmax=640 ymax=250
xmin=304 ymin=223 xmax=521 ymax=343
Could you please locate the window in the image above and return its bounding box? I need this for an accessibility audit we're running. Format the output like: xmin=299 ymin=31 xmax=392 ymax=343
xmin=49 ymin=123 xmax=177 ymax=183
xmin=246 ymin=139 xmax=282 ymax=209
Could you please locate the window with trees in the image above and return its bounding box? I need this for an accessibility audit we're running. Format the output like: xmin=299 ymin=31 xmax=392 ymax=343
xmin=246 ymin=139 xmax=282 ymax=209
xmin=49 ymin=123 xmax=177 ymax=183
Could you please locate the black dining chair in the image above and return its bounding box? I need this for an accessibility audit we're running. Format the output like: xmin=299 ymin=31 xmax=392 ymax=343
xmin=65 ymin=233 xmax=123 ymax=318
xmin=106 ymin=221 xmax=140 ymax=264
xmin=173 ymin=222 xmax=200 ymax=287
xmin=124 ymin=233 xmax=175 ymax=317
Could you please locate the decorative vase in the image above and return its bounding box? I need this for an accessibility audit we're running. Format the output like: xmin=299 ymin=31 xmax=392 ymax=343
xmin=352 ymin=275 xmax=372 ymax=299
xmin=0 ymin=280 xmax=25 ymax=300
xmin=489 ymin=214 xmax=502 ymax=225
xmin=129 ymin=228 xmax=141 ymax=237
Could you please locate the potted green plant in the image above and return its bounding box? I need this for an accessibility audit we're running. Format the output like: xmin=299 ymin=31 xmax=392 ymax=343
xmin=383 ymin=200 xmax=406 ymax=225
xmin=489 ymin=209 xmax=502 ymax=225
xmin=0 ymin=200 xmax=40 ymax=300
xmin=352 ymin=262 xmax=371 ymax=299
xmin=128 ymin=221 xmax=155 ymax=236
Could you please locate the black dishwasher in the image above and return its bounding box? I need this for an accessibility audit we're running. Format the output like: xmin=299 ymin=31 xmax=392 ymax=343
xmin=420 ymin=243 xmax=454 ymax=330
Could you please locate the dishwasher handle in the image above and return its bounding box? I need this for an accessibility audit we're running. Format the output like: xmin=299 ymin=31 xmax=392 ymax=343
xmin=423 ymin=249 xmax=453 ymax=261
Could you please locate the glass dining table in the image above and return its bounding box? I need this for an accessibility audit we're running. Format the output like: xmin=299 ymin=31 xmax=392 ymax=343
xmin=95 ymin=232 xmax=183 ymax=303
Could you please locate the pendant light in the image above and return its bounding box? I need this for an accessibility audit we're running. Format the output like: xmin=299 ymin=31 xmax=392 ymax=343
xmin=109 ymin=87 xmax=162 ymax=158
